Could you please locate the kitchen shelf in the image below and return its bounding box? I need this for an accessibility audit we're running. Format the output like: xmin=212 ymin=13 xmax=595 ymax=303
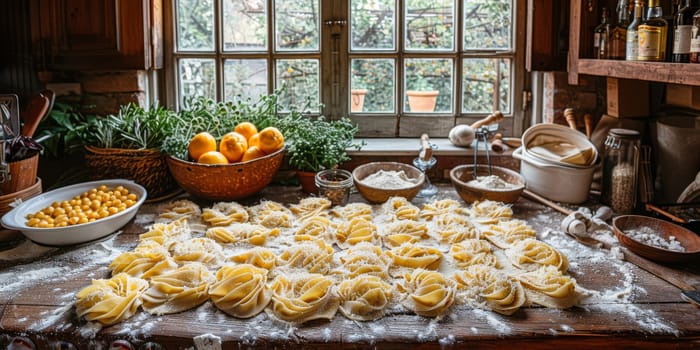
xmin=568 ymin=0 xmax=700 ymax=86
xmin=577 ymin=59 xmax=700 ymax=86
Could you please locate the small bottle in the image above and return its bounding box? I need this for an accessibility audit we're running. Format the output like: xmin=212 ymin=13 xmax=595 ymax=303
xmin=610 ymin=0 xmax=631 ymax=59
xmin=595 ymin=7 xmax=611 ymax=58
xmin=638 ymin=0 xmax=669 ymax=61
xmin=673 ymin=0 xmax=694 ymax=62
xmin=601 ymin=129 xmax=641 ymax=214
xmin=627 ymin=0 xmax=645 ymax=60
xmin=690 ymin=8 xmax=700 ymax=62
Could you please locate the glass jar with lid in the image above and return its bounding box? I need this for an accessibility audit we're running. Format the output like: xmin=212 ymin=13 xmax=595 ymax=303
xmin=315 ymin=169 xmax=354 ymax=206
xmin=601 ymin=128 xmax=641 ymax=214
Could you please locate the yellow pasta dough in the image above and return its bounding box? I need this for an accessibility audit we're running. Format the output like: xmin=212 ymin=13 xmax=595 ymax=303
xmin=337 ymin=275 xmax=393 ymax=321
xmin=230 ymin=247 xmax=277 ymax=271
xmin=331 ymin=202 xmax=373 ymax=221
xmin=517 ymin=265 xmax=580 ymax=308
xmin=290 ymin=197 xmax=331 ymax=222
xmin=294 ymin=215 xmax=333 ymax=242
xmin=205 ymin=223 xmax=279 ymax=246
xmin=201 ymin=201 xmax=249 ymax=227
xmin=210 ymin=264 xmax=271 ymax=318
xmin=157 ymin=199 xmax=201 ymax=222
xmin=249 ymin=201 xmax=293 ymax=228
xmin=450 ymin=239 xmax=500 ymax=269
xmin=432 ymin=213 xmax=480 ymax=244
xmin=337 ymin=242 xmax=391 ymax=279
xmin=452 ymin=265 xmax=526 ymax=316
xmin=506 ymin=238 xmax=569 ymax=272
xmin=469 ymin=200 xmax=513 ymax=223
xmin=142 ymin=263 xmax=214 ymax=315
xmin=277 ymin=239 xmax=335 ymax=274
xmin=396 ymin=269 xmax=455 ymax=317
xmin=386 ymin=243 xmax=443 ymax=272
xmin=481 ymin=219 xmax=537 ymax=249
xmin=420 ymin=199 xmax=462 ymax=220
xmin=381 ymin=196 xmax=420 ymax=221
xmin=75 ymin=273 xmax=148 ymax=326
xmin=170 ymin=237 xmax=225 ymax=269
xmin=335 ymin=217 xmax=379 ymax=248
xmin=267 ymin=273 xmax=339 ymax=324
xmin=379 ymin=220 xmax=429 ymax=248
xmin=109 ymin=248 xmax=177 ymax=280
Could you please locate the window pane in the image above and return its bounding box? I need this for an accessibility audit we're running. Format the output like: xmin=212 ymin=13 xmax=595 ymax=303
xmin=463 ymin=0 xmax=512 ymax=50
xmin=404 ymin=58 xmax=453 ymax=113
xmin=350 ymin=0 xmax=396 ymax=50
xmin=176 ymin=0 xmax=214 ymax=51
xmin=404 ymin=0 xmax=454 ymax=51
xmin=351 ymin=58 xmax=395 ymax=113
xmin=223 ymin=0 xmax=267 ymax=51
xmin=275 ymin=0 xmax=320 ymax=51
xmin=461 ymin=58 xmax=511 ymax=113
xmin=224 ymin=59 xmax=268 ymax=103
xmin=276 ymin=59 xmax=320 ymax=112
xmin=179 ymin=59 xmax=216 ymax=103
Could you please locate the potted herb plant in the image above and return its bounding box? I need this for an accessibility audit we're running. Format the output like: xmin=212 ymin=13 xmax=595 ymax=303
xmin=284 ymin=116 xmax=364 ymax=193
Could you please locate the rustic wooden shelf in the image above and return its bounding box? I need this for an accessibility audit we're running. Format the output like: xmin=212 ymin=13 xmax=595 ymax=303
xmin=578 ymin=59 xmax=700 ymax=86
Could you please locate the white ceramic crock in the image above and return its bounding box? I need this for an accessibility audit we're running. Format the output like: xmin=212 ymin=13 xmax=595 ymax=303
xmin=513 ymin=147 xmax=596 ymax=204
xmin=521 ymin=123 xmax=599 ymax=169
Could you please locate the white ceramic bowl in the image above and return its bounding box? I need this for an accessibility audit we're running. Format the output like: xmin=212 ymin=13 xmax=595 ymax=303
xmin=513 ymin=147 xmax=595 ymax=204
xmin=1 ymin=179 xmax=147 ymax=246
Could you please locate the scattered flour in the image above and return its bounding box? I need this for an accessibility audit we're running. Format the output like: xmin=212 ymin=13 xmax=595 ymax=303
xmin=470 ymin=309 xmax=512 ymax=335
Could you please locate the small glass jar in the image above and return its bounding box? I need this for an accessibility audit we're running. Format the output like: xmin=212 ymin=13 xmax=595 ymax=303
xmin=315 ymin=169 xmax=353 ymax=206
xmin=601 ymin=128 xmax=641 ymax=214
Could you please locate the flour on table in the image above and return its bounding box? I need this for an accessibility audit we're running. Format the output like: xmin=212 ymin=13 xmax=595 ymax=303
xmin=193 ymin=333 xmax=222 ymax=350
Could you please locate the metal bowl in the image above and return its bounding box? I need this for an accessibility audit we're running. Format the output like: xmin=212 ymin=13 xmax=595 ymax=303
xmin=450 ymin=164 xmax=525 ymax=204
xmin=613 ymin=215 xmax=700 ymax=264
xmin=352 ymin=162 xmax=425 ymax=204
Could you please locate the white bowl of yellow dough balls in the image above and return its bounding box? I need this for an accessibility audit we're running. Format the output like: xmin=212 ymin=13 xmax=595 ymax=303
xmin=1 ymin=179 xmax=147 ymax=246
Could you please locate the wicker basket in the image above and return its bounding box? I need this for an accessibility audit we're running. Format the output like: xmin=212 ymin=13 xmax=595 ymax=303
xmin=166 ymin=147 xmax=285 ymax=201
xmin=84 ymin=145 xmax=177 ymax=198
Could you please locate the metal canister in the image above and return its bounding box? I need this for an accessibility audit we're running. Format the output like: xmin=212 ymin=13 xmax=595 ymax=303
xmin=601 ymin=128 xmax=641 ymax=214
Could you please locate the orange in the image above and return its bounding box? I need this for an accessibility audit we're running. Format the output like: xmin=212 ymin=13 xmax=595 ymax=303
xmin=258 ymin=126 xmax=285 ymax=154
xmin=219 ymin=132 xmax=248 ymax=163
xmin=248 ymin=132 xmax=261 ymax=148
xmin=241 ymin=146 xmax=266 ymax=162
xmin=234 ymin=122 xmax=258 ymax=142
xmin=188 ymin=132 xmax=217 ymax=161
xmin=198 ymin=151 xmax=229 ymax=164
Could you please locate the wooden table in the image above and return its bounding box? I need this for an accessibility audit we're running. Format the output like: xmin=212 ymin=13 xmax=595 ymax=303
xmin=1 ymin=185 xmax=699 ymax=349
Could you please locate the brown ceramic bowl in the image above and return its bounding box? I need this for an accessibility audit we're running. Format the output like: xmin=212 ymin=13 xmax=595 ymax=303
xmin=613 ymin=215 xmax=700 ymax=264
xmin=352 ymin=162 xmax=425 ymax=204
xmin=450 ymin=164 xmax=525 ymax=204
xmin=166 ymin=147 xmax=285 ymax=201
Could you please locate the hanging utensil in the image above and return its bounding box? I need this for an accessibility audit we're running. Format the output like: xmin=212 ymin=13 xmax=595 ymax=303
xmin=0 ymin=104 xmax=11 ymax=184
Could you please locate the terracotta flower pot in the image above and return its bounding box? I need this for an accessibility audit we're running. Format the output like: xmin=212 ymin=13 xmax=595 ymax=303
xmin=296 ymin=170 xmax=319 ymax=194
xmin=351 ymin=89 xmax=367 ymax=112
xmin=407 ymin=90 xmax=439 ymax=112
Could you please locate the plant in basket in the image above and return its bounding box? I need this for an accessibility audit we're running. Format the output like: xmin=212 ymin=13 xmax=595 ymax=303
xmin=80 ymin=103 xmax=181 ymax=198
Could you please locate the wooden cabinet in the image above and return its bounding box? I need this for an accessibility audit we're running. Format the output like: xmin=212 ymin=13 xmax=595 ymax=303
xmin=30 ymin=0 xmax=162 ymax=71
xmin=568 ymin=0 xmax=700 ymax=86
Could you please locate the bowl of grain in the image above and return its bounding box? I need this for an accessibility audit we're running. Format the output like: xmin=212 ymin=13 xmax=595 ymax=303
xmin=352 ymin=162 xmax=425 ymax=204
xmin=613 ymin=215 xmax=700 ymax=263
xmin=450 ymin=164 xmax=525 ymax=204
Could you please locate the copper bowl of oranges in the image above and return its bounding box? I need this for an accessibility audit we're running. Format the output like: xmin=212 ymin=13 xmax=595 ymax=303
xmin=166 ymin=123 xmax=286 ymax=201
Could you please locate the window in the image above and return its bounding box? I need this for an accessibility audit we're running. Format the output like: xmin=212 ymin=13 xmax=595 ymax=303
xmin=164 ymin=0 xmax=526 ymax=137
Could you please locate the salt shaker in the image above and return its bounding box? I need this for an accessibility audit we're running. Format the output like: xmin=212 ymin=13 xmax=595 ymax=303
xmin=601 ymin=128 xmax=640 ymax=214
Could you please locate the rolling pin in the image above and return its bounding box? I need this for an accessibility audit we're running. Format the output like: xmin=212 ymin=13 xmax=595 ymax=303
xmin=448 ymin=111 xmax=504 ymax=147
xmin=583 ymin=113 xmax=593 ymax=139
